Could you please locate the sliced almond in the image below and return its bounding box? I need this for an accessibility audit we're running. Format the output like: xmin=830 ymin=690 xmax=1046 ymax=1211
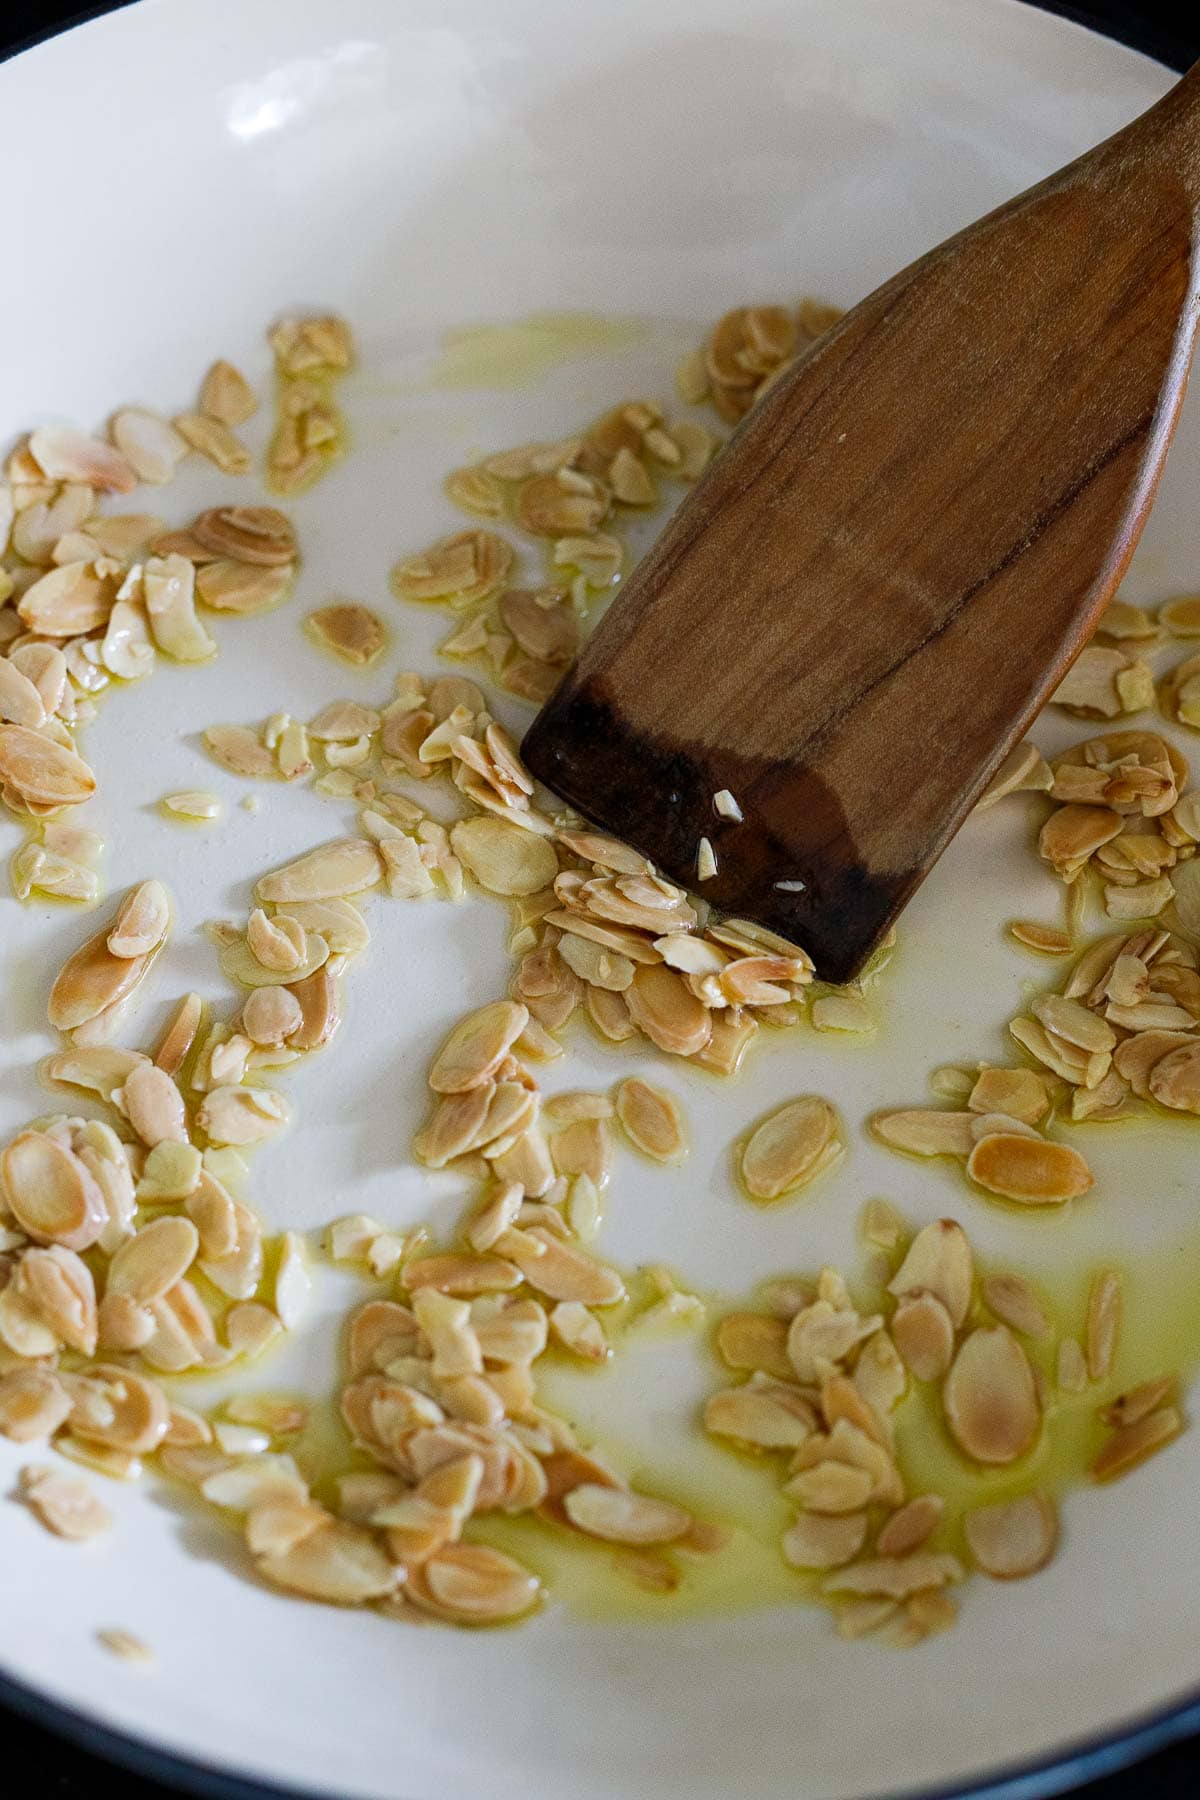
xmin=876 ymin=1494 xmax=944 ymax=1557
xmin=256 ymin=839 xmax=382 ymax=903
xmin=30 ymin=427 xmax=136 ymax=492
xmin=174 ymin=413 xmax=251 ymax=474
xmin=888 ymin=1220 xmax=973 ymax=1327
xmin=891 ymin=1292 xmax=955 ymax=1382
xmin=944 ymin=1326 xmax=1040 ymax=1465
xmin=822 ymin=1552 xmax=964 ymax=1600
xmin=563 ymin=1483 xmax=691 ymax=1545
xmin=197 ymin=1086 xmax=290 ymax=1145
xmin=781 ymin=1510 xmax=867 ymax=1570
xmin=1085 ymin=1269 xmax=1122 ymax=1382
xmin=111 ymin=409 xmax=188 ymax=484
xmin=203 ymin=724 xmax=278 ymax=779
xmin=405 ymin=1542 xmax=539 ymax=1623
xmin=0 ymin=1131 xmax=107 ymax=1250
xmin=108 ymin=880 xmax=171 ymax=958
xmin=964 ymin=1492 xmax=1058 ymax=1578
xmin=450 ymin=816 xmax=559 ymax=896
xmin=197 ymin=560 xmax=295 ymax=616
xmin=108 ymin=1216 xmax=200 ymax=1304
xmin=0 ymin=723 xmax=95 ymax=809
xmin=1092 ymin=1405 xmax=1183 ymax=1481
xmin=981 ymin=1273 xmax=1051 ymax=1340
xmin=20 ymin=1465 xmax=112 ymax=1540
xmin=613 ymin=1077 xmax=688 ymax=1163
xmin=871 ymin=1110 xmax=976 ymax=1157
xmin=739 ymin=1096 xmax=841 ymax=1202
xmin=704 ymin=1380 xmax=815 ymax=1449
xmin=967 ymin=1133 xmax=1092 ymax=1205
xmin=429 ymin=1001 xmax=529 ymax=1094
xmin=503 ymin=1228 xmax=624 ymax=1305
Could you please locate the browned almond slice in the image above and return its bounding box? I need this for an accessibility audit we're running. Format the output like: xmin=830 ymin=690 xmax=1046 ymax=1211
xmin=428 ymin=1001 xmax=529 ymax=1093
xmin=781 ymin=1511 xmax=868 ymax=1570
xmin=0 ymin=1132 xmax=107 ymax=1251
xmin=625 ymin=964 xmax=712 ymax=1057
xmin=715 ymin=1312 xmax=793 ymax=1381
xmin=1091 ymin=1405 xmax=1183 ymax=1481
xmin=967 ymin=1134 xmax=1092 ymax=1205
xmin=891 ymin=1292 xmax=955 ymax=1382
xmin=0 ymin=725 xmax=95 ymax=809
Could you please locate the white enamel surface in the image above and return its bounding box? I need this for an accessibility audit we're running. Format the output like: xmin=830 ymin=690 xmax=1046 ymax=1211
xmin=0 ymin=2 xmax=1197 ymax=1796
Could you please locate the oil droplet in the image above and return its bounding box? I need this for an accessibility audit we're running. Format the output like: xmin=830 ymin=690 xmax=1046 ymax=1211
xmin=429 ymin=313 xmax=651 ymax=391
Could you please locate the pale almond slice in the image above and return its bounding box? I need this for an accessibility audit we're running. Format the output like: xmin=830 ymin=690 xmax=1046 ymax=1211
xmin=981 ymin=1273 xmax=1051 ymax=1339
xmin=30 ymin=428 xmax=136 ymax=493
xmin=111 ymin=409 xmax=189 ymax=484
xmin=405 ymin=1542 xmax=538 ymax=1623
xmin=944 ymin=1326 xmax=1040 ymax=1464
xmin=547 ymin=1116 xmax=612 ymax=1186
xmin=1147 ymin=1039 xmax=1200 ymax=1111
xmin=822 ymin=1552 xmax=963 ymax=1600
xmin=450 ymin=816 xmax=559 ymax=896
xmin=1092 ymin=1405 xmax=1183 ymax=1480
xmin=119 ymin=1062 xmax=187 ymax=1147
xmin=143 ymin=554 xmax=216 ymax=662
xmin=1086 ymin=1269 xmax=1122 ymax=1382
xmin=0 ymin=658 xmax=47 ymax=727
xmin=549 ymin=1300 xmax=609 ymax=1362
xmin=174 ymin=413 xmax=251 ymax=474
xmin=1057 ymin=1337 xmax=1088 ymax=1393
xmin=613 ymin=1077 xmax=688 ymax=1163
xmin=20 ymin=1464 xmax=112 ymax=1539
xmin=891 ymin=1292 xmax=955 ymax=1382
xmin=876 ymin=1494 xmax=944 ymax=1557
xmin=44 ymin=1044 xmax=148 ymax=1103
xmin=256 ymin=1518 xmax=398 ymax=1604
xmin=787 ymin=1302 xmax=881 ymax=1383
xmin=503 ymin=1228 xmax=625 ymax=1305
xmin=887 ymin=1220 xmax=973 ymax=1327
xmin=786 ymin=1461 xmax=874 ymax=1513
xmin=974 ymin=742 xmax=1054 ymax=808
xmin=429 ymin=1000 xmax=529 ymax=1093
xmin=242 ymin=986 xmax=304 ymax=1047
xmin=964 ymin=1492 xmax=1058 ymax=1578
xmin=0 ymin=723 xmax=95 ymax=809
xmin=871 ymin=1109 xmax=976 ymax=1158
xmin=197 ymin=1086 xmax=290 ymax=1145
xmin=108 ymin=1216 xmax=200 ymax=1304
xmin=564 ymin=1483 xmax=691 ymax=1545
xmin=967 ymin=1133 xmax=1092 ymax=1205
xmin=405 ymin=1254 xmax=521 ymax=1297
xmin=256 ymin=838 xmax=383 ymax=903
xmin=739 ymin=1096 xmax=841 ymax=1202
xmin=220 ymin=928 xmax=329 ymax=991
xmin=203 ymin=724 xmax=279 ymax=779
xmin=781 ymin=1510 xmax=868 ymax=1570
xmin=715 ymin=1313 xmax=794 ymax=1381
xmin=68 ymin=1365 xmax=170 ymax=1456
xmin=0 ymin=1130 xmax=108 ymax=1251
xmin=108 ymin=879 xmax=171 ymax=958
xmin=1031 ymin=993 xmax=1116 ymax=1053
xmin=704 ymin=1381 xmax=816 ymax=1449
xmin=0 ymin=1368 xmax=72 ymax=1442
xmin=272 ymin=899 xmax=369 ymax=957
xmin=19 ymin=560 xmax=117 ymax=638
xmin=624 ymin=963 xmax=712 ymax=1057
xmin=197 ymin=560 xmax=295 ymax=616
xmin=199 ymin=363 xmax=258 ymax=427
xmin=967 ymin=1067 xmax=1051 ymax=1124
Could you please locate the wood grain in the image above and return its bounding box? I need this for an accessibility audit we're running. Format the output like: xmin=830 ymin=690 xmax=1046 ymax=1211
xmin=523 ymin=62 xmax=1200 ymax=982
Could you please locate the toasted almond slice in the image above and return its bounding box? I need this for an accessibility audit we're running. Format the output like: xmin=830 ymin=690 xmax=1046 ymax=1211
xmin=822 ymin=1552 xmax=963 ymax=1600
xmin=69 ymin=1364 xmax=170 ymax=1455
xmin=781 ymin=1510 xmax=867 ymax=1570
xmin=964 ymin=1492 xmax=1058 ymax=1578
xmin=0 ymin=1131 xmax=108 ymax=1250
xmin=877 ymin=1494 xmax=944 ymax=1557
xmin=549 ymin=1300 xmax=609 ymax=1362
xmin=406 ymin=1254 xmax=521 ymax=1297
xmin=0 ymin=658 xmax=47 ymax=727
xmin=703 ymin=1381 xmax=816 ymax=1449
xmin=564 ymin=1484 xmax=691 ymax=1544
xmin=613 ymin=1077 xmax=688 ymax=1163
xmin=739 ymin=1096 xmax=841 ymax=1202
xmin=871 ymin=1109 xmax=976 ymax=1157
xmin=944 ymin=1326 xmax=1040 ymax=1464
xmin=715 ymin=1313 xmax=793 ymax=1381
xmin=891 ymin=1292 xmax=955 ymax=1382
xmin=1086 ymin=1269 xmax=1122 ymax=1382
xmin=1009 ymin=920 xmax=1073 ymax=954
xmin=1100 ymin=1376 xmax=1176 ymax=1430
xmin=1092 ymin=1405 xmax=1183 ymax=1480
xmin=887 ymin=1220 xmax=973 ymax=1327
xmin=967 ymin=1067 xmax=1051 ymax=1125
xmin=786 ymin=1459 xmax=874 ymax=1513
xmin=1147 ymin=1039 xmax=1200 ymax=1111
xmin=1032 ymin=993 xmax=1116 ymax=1053
xmin=787 ymin=1301 xmax=881 ymax=1383
xmin=967 ymin=1133 xmax=1092 ymax=1205
xmin=504 ymin=1228 xmax=624 ymax=1306
xmin=19 ymin=561 xmax=116 ymax=638
xmin=429 ymin=1001 xmax=529 ymax=1094
xmin=406 ymin=1542 xmax=539 ymax=1623
xmin=548 ymin=1116 xmax=612 ymax=1187
xmin=108 ymin=1217 xmax=200 ymax=1304
xmin=981 ymin=1273 xmax=1051 ymax=1339
xmin=975 ymin=742 xmax=1054 ymax=808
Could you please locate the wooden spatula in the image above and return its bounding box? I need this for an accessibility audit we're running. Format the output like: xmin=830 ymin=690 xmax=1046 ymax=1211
xmin=522 ymin=61 xmax=1200 ymax=984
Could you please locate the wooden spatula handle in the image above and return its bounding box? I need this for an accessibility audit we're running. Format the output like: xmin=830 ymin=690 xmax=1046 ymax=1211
xmin=1131 ymin=57 xmax=1200 ymax=188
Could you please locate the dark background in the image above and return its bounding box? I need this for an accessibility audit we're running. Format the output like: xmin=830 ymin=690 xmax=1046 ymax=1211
xmin=3 ymin=1 xmax=1198 ymax=1796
